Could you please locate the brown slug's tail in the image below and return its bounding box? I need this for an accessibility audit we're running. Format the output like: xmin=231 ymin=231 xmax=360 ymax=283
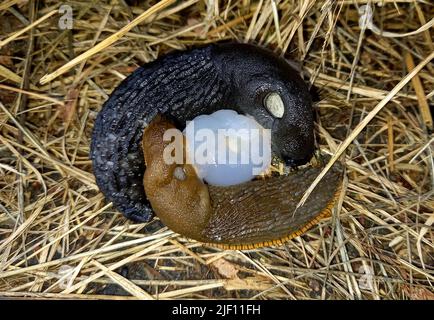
xmin=202 ymin=160 xmax=343 ymax=250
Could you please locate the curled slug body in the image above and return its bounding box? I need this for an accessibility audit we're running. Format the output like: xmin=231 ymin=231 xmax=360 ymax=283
xmin=91 ymin=43 xmax=314 ymax=222
xmin=143 ymin=116 xmax=342 ymax=249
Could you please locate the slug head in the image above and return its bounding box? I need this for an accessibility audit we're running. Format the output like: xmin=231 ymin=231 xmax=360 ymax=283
xmin=142 ymin=115 xmax=212 ymax=241
xmin=213 ymin=43 xmax=314 ymax=166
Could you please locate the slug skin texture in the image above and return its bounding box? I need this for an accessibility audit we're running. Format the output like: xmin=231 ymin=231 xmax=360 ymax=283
xmin=142 ymin=115 xmax=343 ymax=250
xmin=91 ymin=43 xmax=315 ymax=222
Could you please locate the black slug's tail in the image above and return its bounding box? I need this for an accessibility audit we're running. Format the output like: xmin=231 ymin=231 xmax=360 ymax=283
xmin=89 ymin=64 xmax=155 ymax=222
xmin=90 ymin=45 xmax=227 ymax=221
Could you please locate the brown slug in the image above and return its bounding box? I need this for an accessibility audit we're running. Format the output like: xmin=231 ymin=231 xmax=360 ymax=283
xmin=143 ymin=115 xmax=343 ymax=250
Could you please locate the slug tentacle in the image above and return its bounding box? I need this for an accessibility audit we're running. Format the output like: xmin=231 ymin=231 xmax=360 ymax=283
xmin=91 ymin=43 xmax=316 ymax=222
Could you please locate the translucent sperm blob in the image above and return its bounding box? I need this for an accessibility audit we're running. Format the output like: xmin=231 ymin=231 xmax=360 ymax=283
xmin=184 ymin=110 xmax=271 ymax=186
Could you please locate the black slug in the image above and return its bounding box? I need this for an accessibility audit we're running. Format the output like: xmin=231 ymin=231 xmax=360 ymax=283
xmin=91 ymin=43 xmax=315 ymax=222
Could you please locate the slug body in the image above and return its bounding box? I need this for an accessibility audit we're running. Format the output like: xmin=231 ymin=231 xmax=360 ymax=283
xmin=91 ymin=43 xmax=314 ymax=222
xmin=143 ymin=116 xmax=342 ymax=249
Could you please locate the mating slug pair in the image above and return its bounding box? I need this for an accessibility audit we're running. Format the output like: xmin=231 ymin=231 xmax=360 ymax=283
xmin=90 ymin=43 xmax=343 ymax=249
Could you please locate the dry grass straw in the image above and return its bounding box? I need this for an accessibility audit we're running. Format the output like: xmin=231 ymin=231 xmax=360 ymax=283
xmin=0 ymin=0 xmax=433 ymax=299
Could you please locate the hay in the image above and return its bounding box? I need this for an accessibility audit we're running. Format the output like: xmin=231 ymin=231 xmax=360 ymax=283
xmin=0 ymin=0 xmax=433 ymax=300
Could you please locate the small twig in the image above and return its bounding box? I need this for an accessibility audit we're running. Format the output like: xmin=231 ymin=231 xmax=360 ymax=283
xmin=387 ymin=116 xmax=395 ymax=173
xmin=297 ymin=51 xmax=434 ymax=209
xmin=404 ymin=52 xmax=433 ymax=130
xmin=0 ymin=10 xmax=57 ymax=48
xmin=39 ymin=0 xmax=176 ymax=84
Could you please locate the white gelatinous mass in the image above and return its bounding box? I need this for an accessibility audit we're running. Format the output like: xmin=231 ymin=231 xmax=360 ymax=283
xmin=184 ymin=110 xmax=271 ymax=186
